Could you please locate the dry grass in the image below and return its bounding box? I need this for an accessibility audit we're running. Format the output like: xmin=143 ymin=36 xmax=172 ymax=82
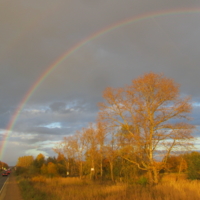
xmin=20 ymin=175 xmax=200 ymax=200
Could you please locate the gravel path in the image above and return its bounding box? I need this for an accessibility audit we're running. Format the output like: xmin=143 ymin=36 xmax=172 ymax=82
xmin=0 ymin=174 xmax=23 ymax=200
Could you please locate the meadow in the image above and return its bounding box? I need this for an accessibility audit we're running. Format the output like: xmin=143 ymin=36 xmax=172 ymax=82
xmin=18 ymin=174 xmax=200 ymax=200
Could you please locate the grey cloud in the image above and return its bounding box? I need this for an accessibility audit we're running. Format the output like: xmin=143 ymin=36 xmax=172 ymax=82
xmin=25 ymin=126 xmax=69 ymax=136
xmin=1 ymin=0 xmax=200 ymax=165
xmin=0 ymin=113 xmax=11 ymax=129
xmin=12 ymin=101 xmax=97 ymax=137
xmin=49 ymin=102 xmax=66 ymax=112
xmin=2 ymin=141 xmax=35 ymax=165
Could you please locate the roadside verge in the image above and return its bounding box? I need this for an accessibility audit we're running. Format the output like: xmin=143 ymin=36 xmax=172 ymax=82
xmin=0 ymin=174 xmax=22 ymax=200
xmin=0 ymin=176 xmax=9 ymax=200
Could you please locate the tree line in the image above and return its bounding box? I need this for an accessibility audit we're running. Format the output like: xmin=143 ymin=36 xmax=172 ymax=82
xmin=16 ymin=73 xmax=196 ymax=184
xmin=0 ymin=161 xmax=9 ymax=170
xmin=16 ymin=154 xmax=66 ymax=178
xmin=15 ymin=151 xmax=200 ymax=181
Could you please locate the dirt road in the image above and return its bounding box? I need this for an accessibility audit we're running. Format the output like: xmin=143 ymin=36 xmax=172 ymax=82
xmin=0 ymin=173 xmax=22 ymax=200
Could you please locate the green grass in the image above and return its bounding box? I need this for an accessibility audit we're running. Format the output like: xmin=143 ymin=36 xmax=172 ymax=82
xmin=18 ymin=178 xmax=58 ymax=200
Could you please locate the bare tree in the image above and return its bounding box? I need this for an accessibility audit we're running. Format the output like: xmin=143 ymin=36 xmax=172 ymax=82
xmin=54 ymin=136 xmax=76 ymax=176
xmin=98 ymin=72 xmax=195 ymax=184
xmin=73 ymin=130 xmax=88 ymax=179
xmin=95 ymin=122 xmax=107 ymax=179
xmin=82 ymin=124 xmax=99 ymax=180
xmin=103 ymin=138 xmax=118 ymax=181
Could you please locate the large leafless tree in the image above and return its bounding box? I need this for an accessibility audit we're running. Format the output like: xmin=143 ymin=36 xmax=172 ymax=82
xmin=98 ymin=72 xmax=195 ymax=184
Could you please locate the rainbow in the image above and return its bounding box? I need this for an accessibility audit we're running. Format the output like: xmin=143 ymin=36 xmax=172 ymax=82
xmin=1 ymin=7 xmax=200 ymax=160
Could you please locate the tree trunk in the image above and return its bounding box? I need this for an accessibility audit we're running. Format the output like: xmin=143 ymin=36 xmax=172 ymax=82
xmin=66 ymin=161 xmax=70 ymax=176
xmin=79 ymin=162 xmax=83 ymax=179
xmin=110 ymin=161 xmax=114 ymax=181
xmin=100 ymin=154 xmax=103 ymax=180
xmin=90 ymin=159 xmax=95 ymax=180
xmin=152 ymin=167 xmax=159 ymax=185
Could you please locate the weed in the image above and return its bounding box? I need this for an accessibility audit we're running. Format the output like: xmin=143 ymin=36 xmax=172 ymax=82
xmin=17 ymin=175 xmax=200 ymax=200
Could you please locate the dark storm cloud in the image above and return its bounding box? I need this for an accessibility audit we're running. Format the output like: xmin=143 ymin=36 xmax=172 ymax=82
xmin=21 ymin=126 xmax=68 ymax=136
xmin=1 ymin=0 xmax=200 ymax=165
xmin=49 ymin=102 xmax=66 ymax=112
xmin=0 ymin=133 xmax=3 ymax=141
xmin=191 ymin=107 xmax=200 ymax=124
xmin=0 ymin=112 xmax=12 ymax=129
xmin=9 ymin=131 xmax=60 ymax=147
xmin=11 ymin=100 xmax=97 ymax=140
xmin=48 ymin=101 xmax=93 ymax=114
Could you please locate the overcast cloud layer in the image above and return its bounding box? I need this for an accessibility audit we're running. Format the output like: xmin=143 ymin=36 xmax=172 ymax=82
xmin=1 ymin=0 xmax=200 ymax=165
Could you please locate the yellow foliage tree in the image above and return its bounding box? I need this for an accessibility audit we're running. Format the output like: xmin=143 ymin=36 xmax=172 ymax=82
xmin=16 ymin=156 xmax=34 ymax=168
xmin=36 ymin=153 xmax=45 ymax=161
xmin=41 ymin=164 xmax=47 ymax=175
xmin=47 ymin=162 xmax=57 ymax=177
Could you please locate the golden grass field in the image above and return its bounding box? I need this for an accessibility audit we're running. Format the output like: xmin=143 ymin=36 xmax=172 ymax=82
xmin=19 ymin=174 xmax=200 ymax=200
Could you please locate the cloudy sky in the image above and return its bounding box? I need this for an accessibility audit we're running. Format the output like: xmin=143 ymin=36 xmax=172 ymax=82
xmin=1 ymin=0 xmax=200 ymax=165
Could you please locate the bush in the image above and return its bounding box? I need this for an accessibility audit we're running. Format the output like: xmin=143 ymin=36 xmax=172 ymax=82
xmin=137 ymin=176 xmax=148 ymax=186
xmin=185 ymin=152 xmax=200 ymax=180
xmin=18 ymin=179 xmax=53 ymax=200
xmin=15 ymin=166 xmax=27 ymax=175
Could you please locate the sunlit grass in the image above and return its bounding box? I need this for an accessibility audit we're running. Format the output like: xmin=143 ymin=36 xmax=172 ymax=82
xmin=18 ymin=175 xmax=200 ymax=200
